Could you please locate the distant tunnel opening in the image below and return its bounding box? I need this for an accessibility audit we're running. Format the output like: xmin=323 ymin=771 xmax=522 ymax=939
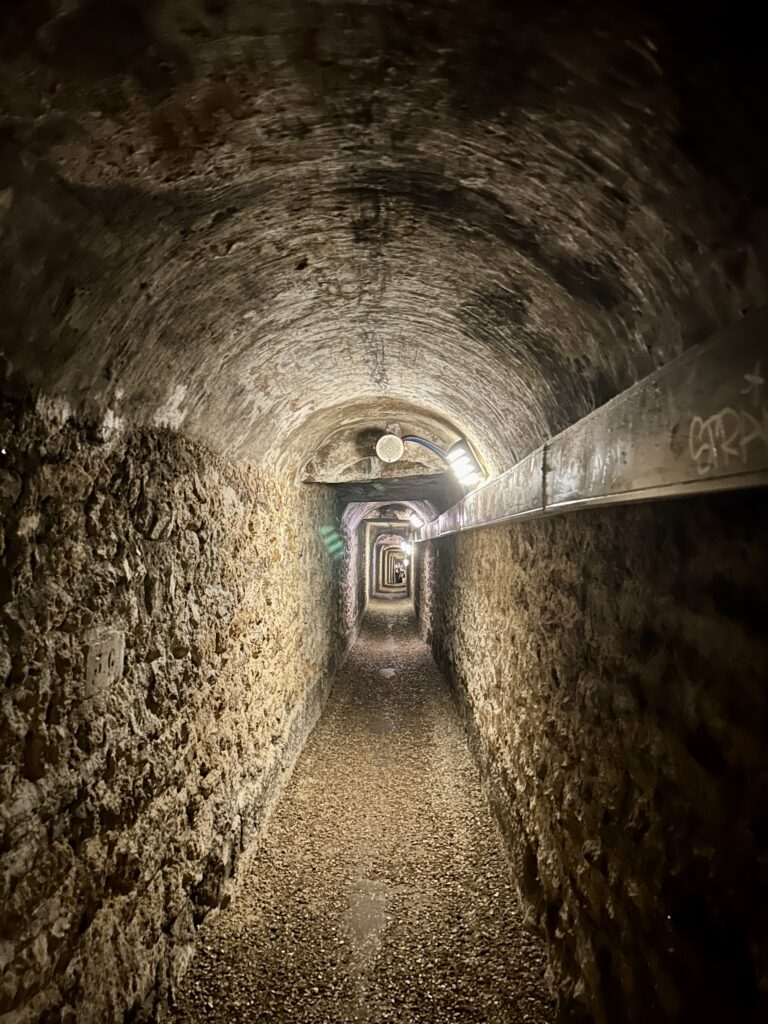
xmin=373 ymin=535 xmax=409 ymax=597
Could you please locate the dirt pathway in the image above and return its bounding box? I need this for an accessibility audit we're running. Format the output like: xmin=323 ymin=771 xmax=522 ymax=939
xmin=173 ymin=600 xmax=555 ymax=1024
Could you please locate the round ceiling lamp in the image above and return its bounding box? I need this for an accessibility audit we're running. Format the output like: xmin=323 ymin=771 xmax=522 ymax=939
xmin=376 ymin=434 xmax=405 ymax=463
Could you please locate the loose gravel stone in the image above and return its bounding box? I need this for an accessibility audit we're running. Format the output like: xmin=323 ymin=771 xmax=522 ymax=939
xmin=172 ymin=599 xmax=555 ymax=1024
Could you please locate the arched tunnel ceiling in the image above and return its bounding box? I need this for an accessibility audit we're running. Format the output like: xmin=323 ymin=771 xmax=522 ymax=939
xmin=342 ymin=499 xmax=436 ymax=533
xmin=1 ymin=1 xmax=766 ymax=477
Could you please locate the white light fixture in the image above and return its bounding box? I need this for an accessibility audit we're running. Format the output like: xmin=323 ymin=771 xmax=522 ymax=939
xmin=403 ymin=557 xmax=410 ymax=567
xmin=409 ymin=513 xmax=423 ymax=528
xmin=376 ymin=434 xmax=405 ymax=463
xmin=446 ymin=438 xmax=485 ymax=489
xmin=446 ymin=447 xmax=466 ymax=464
xmin=401 ymin=541 xmax=412 ymax=555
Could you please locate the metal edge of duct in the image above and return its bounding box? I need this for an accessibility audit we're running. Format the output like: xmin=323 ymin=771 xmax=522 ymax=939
xmin=417 ymin=306 xmax=768 ymax=542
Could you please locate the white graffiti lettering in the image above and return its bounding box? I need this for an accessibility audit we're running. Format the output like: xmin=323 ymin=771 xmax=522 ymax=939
xmin=689 ymin=363 xmax=768 ymax=476
xmin=740 ymin=360 xmax=765 ymax=405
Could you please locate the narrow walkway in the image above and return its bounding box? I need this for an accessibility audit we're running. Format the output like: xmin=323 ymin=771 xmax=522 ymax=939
xmin=173 ymin=601 xmax=555 ymax=1023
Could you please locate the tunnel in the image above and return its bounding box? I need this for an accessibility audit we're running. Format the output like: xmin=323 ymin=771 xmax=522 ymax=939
xmin=1 ymin=1 xmax=768 ymax=1021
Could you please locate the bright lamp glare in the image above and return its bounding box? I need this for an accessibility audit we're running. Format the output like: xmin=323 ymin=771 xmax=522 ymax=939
xmin=409 ymin=513 xmax=423 ymax=528
xmin=446 ymin=447 xmax=466 ymax=464
xmin=446 ymin=437 xmax=485 ymax=488
xmin=402 ymin=541 xmax=412 ymax=555
xmin=403 ymin=558 xmax=410 ymax=567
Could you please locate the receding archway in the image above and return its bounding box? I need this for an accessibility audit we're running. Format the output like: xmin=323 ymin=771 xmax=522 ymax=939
xmin=372 ymin=533 xmax=410 ymax=598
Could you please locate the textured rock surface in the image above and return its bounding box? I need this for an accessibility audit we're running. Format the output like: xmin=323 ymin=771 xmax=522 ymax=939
xmin=1 ymin=1 xmax=766 ymax=475
xmin=0 ymin=393 xmax=346 ymax=1023
xmin=2 ymin=1 xmax=768 ymax=1020
xmin=417 ymin=492 xmax=768 ymax=1023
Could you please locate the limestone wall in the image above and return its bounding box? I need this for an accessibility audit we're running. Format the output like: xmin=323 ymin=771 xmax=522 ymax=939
xmin=339 ymin=515 xmax=366 ymax=642
xmin=0 ymin=394 xmax=346 ymax=1023
xmin=418 ymin=492 xmax=768 ymax=1023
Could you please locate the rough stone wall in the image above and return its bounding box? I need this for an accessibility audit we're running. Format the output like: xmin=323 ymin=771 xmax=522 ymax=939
xmin=418 ymin=492 xmax=768 ymax=1024
xmin=412 ymin=539 xmax=436 ymax=632
xmin=339 ymin=516 xmax=364 ymax=641
xmin=355 ymin=522 xmax=368 ymax=622
xmin=0 ymin=394 xmax=346 ymax=1024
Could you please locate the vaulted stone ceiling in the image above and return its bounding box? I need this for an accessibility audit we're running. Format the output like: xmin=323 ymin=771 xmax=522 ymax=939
xmin=1 ymin=0 xmax=765 ymax=478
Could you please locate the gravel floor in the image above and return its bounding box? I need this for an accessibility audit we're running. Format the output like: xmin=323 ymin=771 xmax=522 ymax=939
xmin=172 ymin=599 xmax=555 ymax=1024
